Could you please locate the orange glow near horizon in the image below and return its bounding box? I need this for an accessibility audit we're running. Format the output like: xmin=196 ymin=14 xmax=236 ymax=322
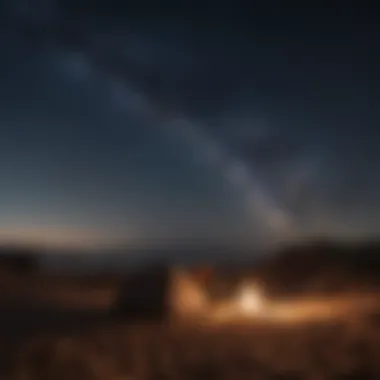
xmin=0 ymin=226 xmax=138 ymax=250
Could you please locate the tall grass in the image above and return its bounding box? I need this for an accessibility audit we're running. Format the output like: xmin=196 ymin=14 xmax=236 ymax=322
xmin=2 ymin=313 xmax=380 ymax=380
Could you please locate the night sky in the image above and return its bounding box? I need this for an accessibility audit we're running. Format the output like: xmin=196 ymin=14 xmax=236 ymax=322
xmin=0 ymin=2 xmax=379 ymax=250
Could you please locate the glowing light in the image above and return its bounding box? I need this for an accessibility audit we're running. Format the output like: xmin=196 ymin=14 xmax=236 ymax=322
xmin=171 ymin=270 xmax=208 ymax=317
xmin=171 ymin=272 xmax=380 ymax=326
xmin=237 ymin=284 xmax=265 ymax=314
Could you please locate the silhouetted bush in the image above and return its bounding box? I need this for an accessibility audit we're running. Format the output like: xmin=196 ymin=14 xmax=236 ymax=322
xmin=113 ymin=263 xmax=171 ymax=322
xmin=0 ymin=246 xmax=40 ymax=275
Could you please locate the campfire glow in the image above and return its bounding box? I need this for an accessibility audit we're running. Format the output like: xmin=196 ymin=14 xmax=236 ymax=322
xmin=237 ymin=284 xmax=266 ymax=314
xmin=170 ymin=270 xmax=379 ymax=326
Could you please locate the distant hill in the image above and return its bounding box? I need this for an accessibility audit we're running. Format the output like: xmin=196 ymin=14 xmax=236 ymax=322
xmin=0 ymin=246 xmax=40 ymax=275
xmin=256 ymin=239 xmax=380 ymax=296
xmin=2 ymin=238 xmax=380 ymax=302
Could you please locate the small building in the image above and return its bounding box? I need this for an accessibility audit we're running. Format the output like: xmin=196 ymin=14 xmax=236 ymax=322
xmin=168 ymin=266 xmax=266 ymax=323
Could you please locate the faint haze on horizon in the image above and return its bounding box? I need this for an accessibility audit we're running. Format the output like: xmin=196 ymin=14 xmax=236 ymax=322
xmin=0 ymin=3 xmax=379 ymax=253
xmin=0 ymin=226 xmax=140 ymax=251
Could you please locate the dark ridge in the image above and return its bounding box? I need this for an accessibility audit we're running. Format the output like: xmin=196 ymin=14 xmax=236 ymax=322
xmin=0 ymin=246 xmax=41 ymax=275
xmin=256 ymin=239 xmax=380 ymax=297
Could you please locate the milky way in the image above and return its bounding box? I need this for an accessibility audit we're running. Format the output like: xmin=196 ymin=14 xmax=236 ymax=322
xmin=0 ymin=2 xmax=379 ymax=249
xmin=54 ymin=39 xmax=295 ymax=239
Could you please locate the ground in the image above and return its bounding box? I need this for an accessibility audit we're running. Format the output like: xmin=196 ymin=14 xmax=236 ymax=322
xmin=1 ymin=308 xmax=380 ymax=379
xmin=2 ymin=241 xmax=380 ymax=379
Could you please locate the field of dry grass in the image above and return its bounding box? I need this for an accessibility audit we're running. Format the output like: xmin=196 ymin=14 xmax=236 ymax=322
xmin=1 ymin=310 xmax=380 ymax=380
xmin=1 ymin=241 xmax=380 ymax=379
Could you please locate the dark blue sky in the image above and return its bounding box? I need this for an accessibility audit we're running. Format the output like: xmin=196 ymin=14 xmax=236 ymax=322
xmin=0 ymin=2 xmax=379 ymax=249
